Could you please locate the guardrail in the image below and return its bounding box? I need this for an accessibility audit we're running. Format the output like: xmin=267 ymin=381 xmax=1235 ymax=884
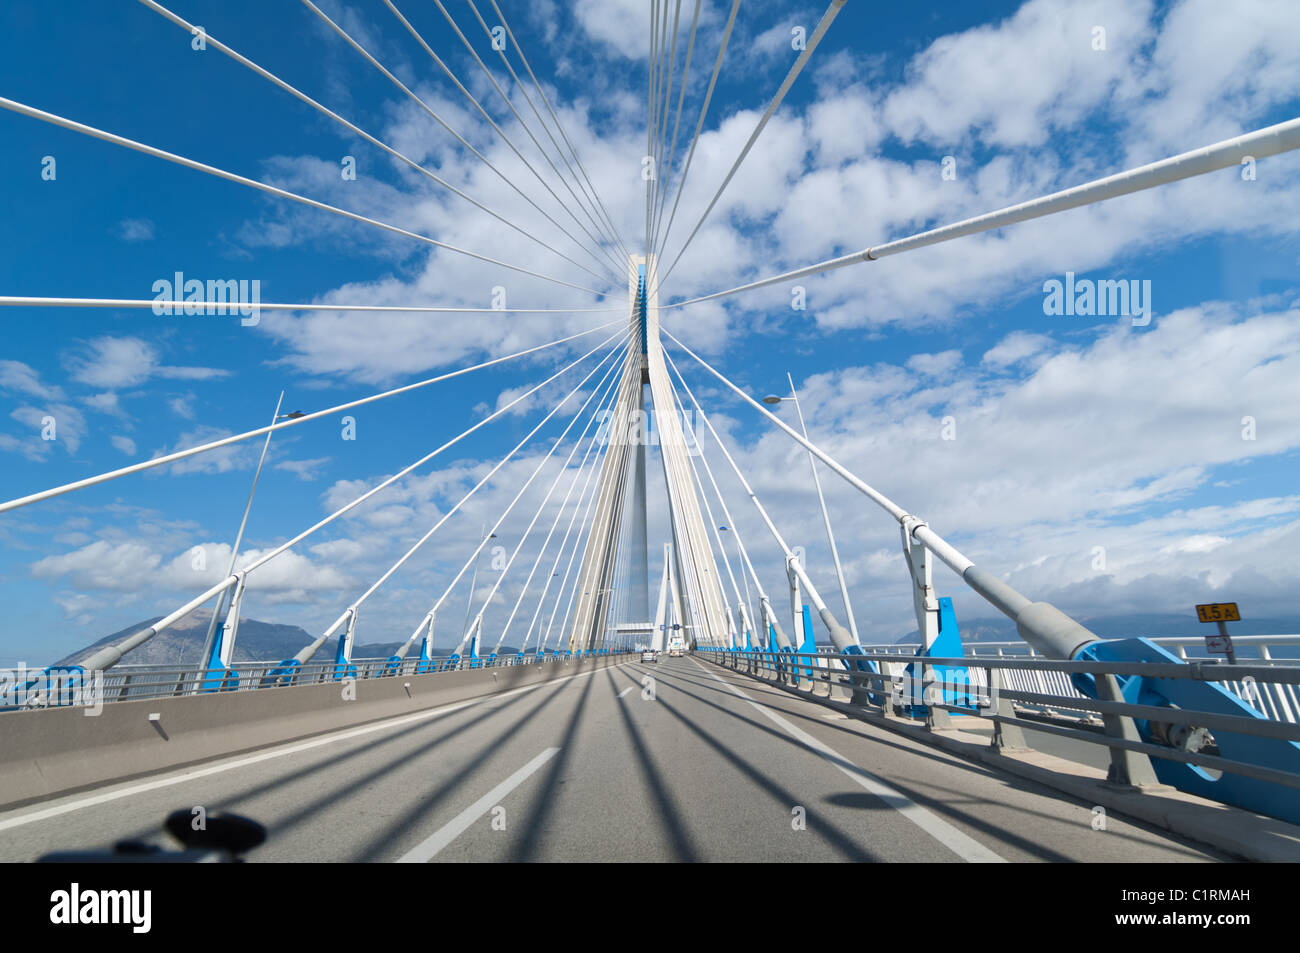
xmin=2 ymin=650 xmax=630 ymax=710
xmin=699 ymin=646 xmax=1300 ymax=803
xmin=849 ymin=635 xmax=1300 ymax=725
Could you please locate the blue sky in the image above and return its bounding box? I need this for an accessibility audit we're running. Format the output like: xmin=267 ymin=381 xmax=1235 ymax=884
xmin=1 ymin=0 xmax=1298 ymax=666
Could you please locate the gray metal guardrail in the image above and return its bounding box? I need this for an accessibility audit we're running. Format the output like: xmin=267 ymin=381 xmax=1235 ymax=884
xmin=700 ymin=647 xmax=1300 ymax=798
xmin=2 ymin=651 xmax=629 ymax=710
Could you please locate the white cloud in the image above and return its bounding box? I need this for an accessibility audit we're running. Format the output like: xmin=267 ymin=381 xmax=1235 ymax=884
xmin=116 ymin=218 xmax=155 ymax=242
xmin=111 ymin=435 xmax=137 ymax=456
xmin=9 ymin=404 xmax=86 ymax=454
xmin=63 ymin=337 xmax=229 ymax=390
xmin=711 ymin=297 xmax=1300 ymax=637
xmin=982 ymin=332 xmax=1054 ymax=368
xmin=83 ymin=392 xmax=126 ymax=417
xmin=153 ymin=426 xmax=256 ymax=475
xmin=0 ymin=360 xmax=62 ymax=401
xmin=275 ymin=457 xmax=331 ymax=481
xmin=572 ymin=0 xmax=656 ymax=59
xmin=168 ymin=394 xmax=195 ymax=419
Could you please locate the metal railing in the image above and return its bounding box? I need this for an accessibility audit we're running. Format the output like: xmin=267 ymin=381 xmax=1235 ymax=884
xmin=2 ymin=650 xmax=632 ymax=710
xmin=848 ymin=635 xmax=1300 ymax=725
xmin=700 ymin=646 xmax=1300 ymax=798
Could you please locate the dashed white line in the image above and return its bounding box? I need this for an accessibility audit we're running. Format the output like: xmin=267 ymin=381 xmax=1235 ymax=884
xmin=692 ymin=658 xmax=1007 ymax=863
xmin=395 ymin=747 xmax=560 ymax=863
xmin=617 ymin=686 xmax=634 ymax=698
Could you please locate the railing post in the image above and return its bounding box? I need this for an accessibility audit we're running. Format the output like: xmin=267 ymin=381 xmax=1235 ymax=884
xmin=923 ymin=659 xmax=952 ymax=729
xmin=987 ymin=668 xmax=1028 ymax=753
xmin=1095 ymin=671 xmax=1162 ymax=787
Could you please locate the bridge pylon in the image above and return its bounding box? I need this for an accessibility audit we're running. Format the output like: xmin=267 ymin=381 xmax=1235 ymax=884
xmin=567 ymin=254 xmax=729 ymax=651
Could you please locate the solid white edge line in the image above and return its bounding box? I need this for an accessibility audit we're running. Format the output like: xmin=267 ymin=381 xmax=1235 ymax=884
xmin=0 ymin=666 xmax=607 ymax=834
xmin=691 ymin=658 xmax=1007 ymax=863
xmin=395 ymin=747 xmax=560 ymax=863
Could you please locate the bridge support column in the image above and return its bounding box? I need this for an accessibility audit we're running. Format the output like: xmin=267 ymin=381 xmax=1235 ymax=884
xmin=986 ymin=669 xmax=1028 ymax=753
xmin=1095 ymin=672 xmax=1163 ymax=788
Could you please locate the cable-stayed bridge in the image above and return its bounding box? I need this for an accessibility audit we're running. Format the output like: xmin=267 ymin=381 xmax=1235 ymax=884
xmin=1 ymin=0 xmax=1299 ymax=867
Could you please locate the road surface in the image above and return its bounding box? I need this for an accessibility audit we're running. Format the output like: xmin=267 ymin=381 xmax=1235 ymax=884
xmin=0 ymin=656 xmax=1226 ymax=862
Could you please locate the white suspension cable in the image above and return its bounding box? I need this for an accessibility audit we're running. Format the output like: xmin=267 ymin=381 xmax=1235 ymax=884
xmin=519 ymin=400 xmax=612 ymax=653
xmin=663 ymin=115 xmax=1300 ymax=310
xmin=481 ymin=356 xmax=627 ymax=653
xmin=457 ymin=0 xmax=634 ymax=273
xmin=0 ymin=296 xmax=620 ymax=315
xmin=682 ymin=422 xmax=746 ymax=642
xmin=0 ymin=96 xmax=608 ymax=298
xmin=0 ymin=321 xmax=620 ymax=514
xmin=664 ymin=347 xmax=849 ymax=646
xmin=77 ymin=328 xmax=623 ymax=672
xmin=497 ymin=361 xmax=621 ymax=651
xmin=660 ymin=328 xmax=975 ymax=577
xmin=383 ymin=0 xmax=632 ymax=284
xmin=480 ymin=0 xmax=635 ymax=263
xmin=651 ymin=0 xmax=742 ymax=266
xmin=312 ymin=334 xmax=629 ymax=656
xmin=435 ymin=340 xmax=634 ymax=655
xmin=651 ymin=0 xmax=683 ymax=249
xmin=649 ymin=0 xmax=702 ymax=255
xmin=652 ymin=0 xmax=846 ymax=297
xmin=787 ymin=371 xmax=860 ymax=642
xmin=139 ymin=0 xmax=618 ymax=289
xmin=539 ymin=424 xmax=612 ymax=650
xmin=300 ymin=0 xmax=626 ymax=289
xmin=433 ymin=0 xmax=631 ymax=274
xmin=647 ymin=0 xmax=668 ymax=237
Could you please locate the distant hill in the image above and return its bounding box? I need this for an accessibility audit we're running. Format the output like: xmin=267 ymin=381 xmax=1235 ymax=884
xmin=53 ymin=610 xmax=436 ymax=667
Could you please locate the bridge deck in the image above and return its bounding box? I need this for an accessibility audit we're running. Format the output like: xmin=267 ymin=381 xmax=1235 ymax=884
xmin=0 ymin=658 xmax=1224 ymax=862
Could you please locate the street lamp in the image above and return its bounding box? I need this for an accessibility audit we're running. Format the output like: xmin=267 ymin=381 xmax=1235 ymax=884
xmin=197 ymin=392 xmax=303 ymax=685
xmin=462 ymin=527 xmax=498 ymax=642
xmin=759 ymin=375 xmax=860 ymax=643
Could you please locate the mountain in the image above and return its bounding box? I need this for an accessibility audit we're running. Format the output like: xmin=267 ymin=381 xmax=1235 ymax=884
xmin=53 ymin=610 xmax=409 ymax=668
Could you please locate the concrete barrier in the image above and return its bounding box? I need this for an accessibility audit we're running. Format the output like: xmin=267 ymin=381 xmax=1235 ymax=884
xmin=0 ymin=655 xmax=628 ymax=810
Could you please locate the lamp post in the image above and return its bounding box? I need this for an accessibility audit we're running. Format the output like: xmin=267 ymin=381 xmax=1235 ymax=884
xmin=761 ymin=373 xmax=860 ymax=643
xmin=197 ymin=393 xmax=306 ymax=687
xmin=461 ymin=526 xmax=498 ymax=647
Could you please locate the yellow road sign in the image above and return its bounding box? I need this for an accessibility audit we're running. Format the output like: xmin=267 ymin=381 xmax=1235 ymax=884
xmin=1195 ymin=602 xmax=1241 ymax=623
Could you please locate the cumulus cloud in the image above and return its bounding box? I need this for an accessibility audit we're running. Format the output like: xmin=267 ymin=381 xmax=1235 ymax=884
xmin=63 ymin=337 xmax=229 ymax=390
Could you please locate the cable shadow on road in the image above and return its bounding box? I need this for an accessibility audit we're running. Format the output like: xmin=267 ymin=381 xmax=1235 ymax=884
xmin=642 ymin=663 xmax=997 ymax=784
xmin=652 ymin=663 xmax=1143 ymax=861
xmin=642 ymin=683 xmax=883 ymax=861
xmin=108 ymin=685 xmax=549 ymax=848
xmin=693 ymin=662 xmax=1222 ymax=860
xmin=590 ymin=665 xmax=700 ymax=862
xmin=349 ymin=672 xmax=581 ymax=862
xmin=505 ymin=667 xmax=601 ymax=862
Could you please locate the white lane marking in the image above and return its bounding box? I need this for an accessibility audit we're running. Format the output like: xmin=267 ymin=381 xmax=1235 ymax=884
xmin=692 ymin=659 xmax=1006 ymax=864
xmin=617 ymin=686 xmax=634 ymax=698
xmin=396 ymin=747 xmax=559 ymax=863
xmin=0 ymin=667 xmax=609 ymax=833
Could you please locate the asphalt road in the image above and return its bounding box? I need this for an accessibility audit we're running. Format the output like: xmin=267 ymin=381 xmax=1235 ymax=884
xmin=0 ymin=656 xmax=1226 ymax=862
